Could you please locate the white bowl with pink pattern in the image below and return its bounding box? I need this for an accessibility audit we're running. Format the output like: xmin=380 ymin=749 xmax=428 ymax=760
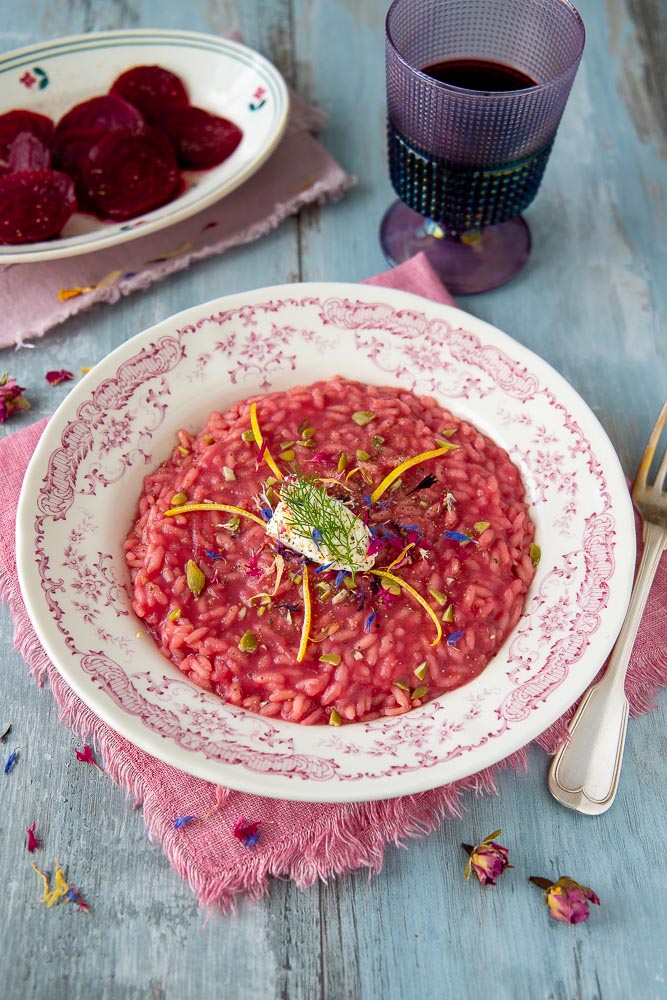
xmin=16 ymin=283 xmax=635 ymax=801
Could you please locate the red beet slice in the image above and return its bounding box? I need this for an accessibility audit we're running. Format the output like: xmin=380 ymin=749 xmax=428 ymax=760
xmin=0 ymin=110 xmax=54 ymax=159
xmin=82 ymin=125 xmax=181 ymax=221
xmin=51 ymin=95 xmax=145 ymax=201
xmin=156 ymin=106 xmax=243 ymax=169
xmin=8 ymin=131 xmax=51 ymax=171
xmin=0 ymin=169 xmax=76 ymax=244
xmin=52 ymin=125 xmax=105 ymax=180
xmin=56 ymin=93 xmax=143 ymax=135
xmin=110 ymin=65 xmax=189 ymax=123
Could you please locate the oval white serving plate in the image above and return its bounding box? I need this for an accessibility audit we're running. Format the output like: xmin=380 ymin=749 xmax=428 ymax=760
xmin=0 ymin=30 xmax=289 ymax=262
xmin=16 ymin=283 xmax=635 ymax=801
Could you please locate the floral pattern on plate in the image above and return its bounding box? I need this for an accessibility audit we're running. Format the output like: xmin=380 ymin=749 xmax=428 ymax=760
xmin=16 ymin=283 xmax=635 ymax=801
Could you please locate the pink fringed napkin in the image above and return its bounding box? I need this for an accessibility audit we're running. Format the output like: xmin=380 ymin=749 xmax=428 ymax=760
xmin=0 ymin=255 xmax=665 ymax=911
xmin=0 ymin=92 xmax=353 ymax=348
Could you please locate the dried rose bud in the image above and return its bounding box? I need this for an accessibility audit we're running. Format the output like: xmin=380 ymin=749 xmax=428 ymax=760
xmin=529 ymin=876 xmax=600 ymax=924
xmin=0 ymin=372 xmax=29 ymax=424
xmin=462 ymin=829 xmax=512 ymax=885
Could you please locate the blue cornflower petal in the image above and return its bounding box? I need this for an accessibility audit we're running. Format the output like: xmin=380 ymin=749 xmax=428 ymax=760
xmin=443 ymin=530 xmax=473 ymax=543
xmin=364 ymin=611 xmax=377 ymax=633
xmin=173 ymin=815 xmax=197 ymax=829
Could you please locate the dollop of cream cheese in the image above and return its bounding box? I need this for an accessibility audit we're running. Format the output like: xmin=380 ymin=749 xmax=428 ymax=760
xmin=265 ymin=478 xmax=375 ymax=572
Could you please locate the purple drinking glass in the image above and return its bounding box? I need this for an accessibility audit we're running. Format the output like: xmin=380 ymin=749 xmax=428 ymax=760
xmin=380 ymin=0 xmax=585 ymax=294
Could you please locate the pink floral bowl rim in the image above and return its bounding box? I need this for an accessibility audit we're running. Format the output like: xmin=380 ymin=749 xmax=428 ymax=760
xmin=15 ymin=282 xmax=635 ymax=802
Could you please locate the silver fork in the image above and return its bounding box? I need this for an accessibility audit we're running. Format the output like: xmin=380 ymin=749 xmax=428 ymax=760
xmin=548 ymin=400 xmax=667 ymax=815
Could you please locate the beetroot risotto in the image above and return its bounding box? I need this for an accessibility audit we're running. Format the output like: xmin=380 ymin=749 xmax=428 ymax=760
xmin=124 ymin=377 xmax=538 ymax=726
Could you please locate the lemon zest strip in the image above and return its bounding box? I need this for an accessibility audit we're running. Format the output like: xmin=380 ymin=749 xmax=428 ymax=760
xmin=370 ymin=444 xmax=458 ymax=504
xmin=370 ymin=569 xmax=442 ymax=646
xmin=164 ymin=502 xmax=265 ymax=526
xmin=249 ymin=402 xmax=283 ymax=480
xmin=296 ymin=566 xmax=312 ymax=663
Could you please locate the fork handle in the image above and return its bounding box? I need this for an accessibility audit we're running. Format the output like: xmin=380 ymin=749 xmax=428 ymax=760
xmin=548 ymin=520 xmax=667 ymax=815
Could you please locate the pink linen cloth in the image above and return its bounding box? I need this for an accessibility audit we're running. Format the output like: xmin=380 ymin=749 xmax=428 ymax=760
xmin=0 ymin=93 xmax=354 ymax=348
xmin=0 ymin=254 xmax=665 ymax=911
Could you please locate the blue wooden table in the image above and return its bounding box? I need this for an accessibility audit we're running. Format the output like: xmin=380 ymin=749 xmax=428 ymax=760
xmin=1 ymin=2 xmax=665 ymax=998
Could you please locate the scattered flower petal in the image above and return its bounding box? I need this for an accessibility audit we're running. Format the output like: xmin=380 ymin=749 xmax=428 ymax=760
xmin=31 ymin=859 xmax=70 ymax=908
xmin=4 ymin=747 xmax=19 ymax=774
xmin=0 ymin=723 xmax=11 ymax=742
xmin=32 ymin=859 xmax=89 ymax=911
xmin=173 ymin=815 xmax=198 ymax=830
xmin=204 ymin=549 xmax=225 ymax=561
xmin=45 ymin=369 xmax=75 ymax=386
xmin=462 ymin=830 xmax=512 ymax=885
xmin=75 ymin=744 xmax=104 ymax=773
xmin=443 ymin=530 xmax=474 ymax=544
xmin=408 ymin=473 xmax=438 ymax=494
xmin=233 ymin=816 xmax=261 ymax=849
xmin=66 ymin=885 xmax=90 ymax=913
xmin=26 ymin=821 xmax=41 ymax=852
xmin=364 ymin=611 xmax=377 ymax=633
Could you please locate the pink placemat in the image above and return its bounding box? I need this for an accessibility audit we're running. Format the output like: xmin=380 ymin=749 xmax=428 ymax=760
xmin=0 ymin=92 xmax=353 ymax=348
xmin=0 ymin=254 xmax=665 ymax=912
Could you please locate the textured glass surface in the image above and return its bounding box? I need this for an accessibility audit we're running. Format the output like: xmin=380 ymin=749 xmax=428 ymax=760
xmin=381 ymin=0 xmax=585 ymax=285
xmin=386 ymin=0 xmax=585 ymax=165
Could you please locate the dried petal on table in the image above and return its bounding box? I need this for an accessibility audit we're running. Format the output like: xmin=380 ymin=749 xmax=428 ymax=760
xmin=74 ymin=744 xmax=104 ymax=772
xmin=45 ymin=369 xmax=75 ymax=386
xmin=26 ymin=821 xmax=41 ymax=852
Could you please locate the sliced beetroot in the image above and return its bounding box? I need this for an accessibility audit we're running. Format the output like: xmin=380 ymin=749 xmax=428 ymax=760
xmin=82 ymin=125 xmax=181 ymax=221
xmin=8 ymin=131 xmax=51 ymax=171
xmin=0 ymin=169 xmax=76 ymax=244
xmin=156 ymin=106 xmax=243 ymax=169
xmin=0 ymin=110 xmax=54 ymax=159
xmin=52 ymin=125 xmax=104 ymax=180
xmin=56 ymin=93 xmax=143 ymax=135
xmin=110 ymin=65 xmax=189 ymax=123
xmin=51 ymin=95 xmax=144 ymax=199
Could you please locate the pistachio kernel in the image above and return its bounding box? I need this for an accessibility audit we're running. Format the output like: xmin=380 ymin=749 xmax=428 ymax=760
xmin=238 ymin=630 xmax=258 ymax=653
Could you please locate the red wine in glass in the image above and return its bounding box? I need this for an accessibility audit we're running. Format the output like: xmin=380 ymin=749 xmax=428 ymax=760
xmin=421 ymin=58 xmax=538 ymax=92
xmin=381 ymin=0 xmax=585 ymax=294
xmin=387 ymin=56 xmax=552 ymax=238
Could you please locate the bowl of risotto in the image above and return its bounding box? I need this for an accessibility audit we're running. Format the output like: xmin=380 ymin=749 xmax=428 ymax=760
xmin=16 ymin=283 xmax=635 ymax=801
